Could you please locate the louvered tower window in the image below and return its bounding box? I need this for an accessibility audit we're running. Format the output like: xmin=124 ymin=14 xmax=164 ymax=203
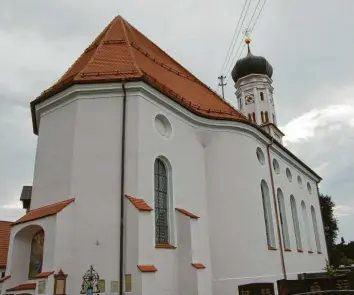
xmin=154 ymin=159 xmax=169 ymax=244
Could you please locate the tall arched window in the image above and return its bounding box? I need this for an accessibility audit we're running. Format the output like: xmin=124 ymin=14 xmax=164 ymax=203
xmin=28 ymin=229 xmax=44 ymax=279
xmin=277 ymin=189 xmax=290 ymax=249
xmin=261 ymin=180 xmax=275 ymax=247
xmin=301 ymin=201 xmax=312 ymax=251
xmin=154 ymin=158 xmax=170 ymax=244
xmin=311 ymin=206 xmax=321 ymax=253
xmin=252 ymin=112 xmax=256 ymax=123
xmin=261 ymin=111 xmax=264 ymax=123
xmin=290 ymin=195 xmax=302 ymax=250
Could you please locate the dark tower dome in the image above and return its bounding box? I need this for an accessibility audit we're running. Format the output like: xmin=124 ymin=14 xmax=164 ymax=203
xmin=231 ymin=38 xmax=273 ymax=83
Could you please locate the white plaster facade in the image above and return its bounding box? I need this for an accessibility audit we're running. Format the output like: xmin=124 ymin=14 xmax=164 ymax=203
xmin=1 ymin=80 xmax=327 ymax=295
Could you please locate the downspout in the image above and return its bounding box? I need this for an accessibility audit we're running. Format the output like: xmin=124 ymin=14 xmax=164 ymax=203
xmin=266 ymin=138 xmax=287 ymax=280
xmin=119 ymin=82 xmax=127 ymax=295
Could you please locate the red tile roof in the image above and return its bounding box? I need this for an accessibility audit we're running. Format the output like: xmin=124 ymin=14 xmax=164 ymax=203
xmin=137 ymin=265 xmax=157 ymax=272
xmin=35 ymin=271 xmax=54 ymax=278
xmin=191 ymin=263 xmax=206 ymax=269
xmin=30 ymin=16 xmax=246 ymax=134
xmin=175 ymin=208 xmax=199 ymax=219
xmin=7 ymin=283 xmax=36 ymax=291
xmin=126 ymin=195 xmax=152 ymax=211
xmin=14 ymin=198 xmax=74 ymax=225
xmin=0 ymin=275 xmax=10 ymax=283
xmin=0 ymin=221 xmax=12 ymax=267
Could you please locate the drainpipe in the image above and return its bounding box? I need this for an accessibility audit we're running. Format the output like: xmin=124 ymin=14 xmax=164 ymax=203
xmin=266 ymin=138 xmax=287 ymax=280
xmin=119 ymin=82 xmax=127 ymax=295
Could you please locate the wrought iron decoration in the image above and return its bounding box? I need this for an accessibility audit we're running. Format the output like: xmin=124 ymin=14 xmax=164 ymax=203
xmin=80 ymin=265 xmax=100 ymax=294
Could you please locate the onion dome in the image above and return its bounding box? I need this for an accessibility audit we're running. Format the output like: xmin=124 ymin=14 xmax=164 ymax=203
xmin=231 ymin=36 xmax=273 ymax=83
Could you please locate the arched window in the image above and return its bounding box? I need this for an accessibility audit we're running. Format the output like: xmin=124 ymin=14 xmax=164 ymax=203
xmin=277 ymin=189 xmax=290 ymax=249
xmin=154 ymin=158 xmax=170 ymax=244
xmin=260 ymin=92 xmax=264 ymax=101
xmin=252 ymin=112 xmax=256 ymax=123
xmin=290 ymin=195 xmax=302 ymax=250
xmin=248 ymin=114 xmax=252 ymax=121
xmin=261 ymin=111 xmax=264 ymax=123
xmin=311 ymin=206 xmax=321 ymax=253
xmin=265 ymin=111 xmax=269 ymax=122
xmin=301 ymin=201 xmax=312 ymax=251
xmin=261 ymin=180 xmax=275 ymax=247
xmin=28 ymin=229 xmax=44 ymax=279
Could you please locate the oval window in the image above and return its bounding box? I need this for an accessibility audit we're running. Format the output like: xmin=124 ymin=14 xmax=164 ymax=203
xmin=256 ymin=147 xmax=265 ymax=165
xmin=154 ymin=114 xmax=172 ymax=138
xmin=286 ymin=168 xmax=292 ymax=182
xmin=273 ymin=159 xmax=280 ymax=174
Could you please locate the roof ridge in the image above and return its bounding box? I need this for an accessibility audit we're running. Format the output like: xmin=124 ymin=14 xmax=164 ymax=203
xmin=54 ymin=18 xmax=115 ymax=87
xmin=119 ymin=17 xmax=143 ymax=77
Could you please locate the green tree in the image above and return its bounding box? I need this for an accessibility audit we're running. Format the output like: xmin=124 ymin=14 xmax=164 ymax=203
xmin=319 ymin=194 xmax=339 ymax=265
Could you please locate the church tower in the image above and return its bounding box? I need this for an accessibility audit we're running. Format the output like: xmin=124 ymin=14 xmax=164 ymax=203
xmin=231 ymin=36 xmax=284 ymax=143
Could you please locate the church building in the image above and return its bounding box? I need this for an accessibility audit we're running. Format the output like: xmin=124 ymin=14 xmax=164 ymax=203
xmin=0 ymin=16 xmax=327 ymax=295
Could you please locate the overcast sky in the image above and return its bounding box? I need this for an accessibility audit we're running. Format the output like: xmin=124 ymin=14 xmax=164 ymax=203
xmin=1 ymin=0 xmax=353 ymax=242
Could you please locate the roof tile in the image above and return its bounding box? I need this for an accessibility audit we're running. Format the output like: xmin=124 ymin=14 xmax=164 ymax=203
xmin=35 ymin=271 xmax=54 ymax=278
xmin=14 ymin=198 xmax=74 ymax=226
xmin=6 ymin=283 xmax=36 ymax=291
xmin=175 ymin=208 xmax=199 ymax=219
xmin=30 ymin=16 xmax=246 ymax=134
xmin=0 ymin=221 xmax=12 ymax=267
xmin=126 ymin=195 xmax=152 ymax=211
xmin=137 ymin=265 xmax=157 ymax=272
xmin=191 ymin=263 xmax=206 ymax=269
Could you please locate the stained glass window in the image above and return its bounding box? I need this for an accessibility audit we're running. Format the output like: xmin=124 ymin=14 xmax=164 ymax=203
xmin=154 ymin=159 xmax=169 ymax=244
xmin=28 ymin=229 xmax=44 ymax=279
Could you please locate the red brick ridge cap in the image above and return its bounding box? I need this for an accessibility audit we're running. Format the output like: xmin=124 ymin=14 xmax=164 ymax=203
xmin=35 ymin=271 xmax=54 ymax=278
xmin=137 ymin=265 xmax=157 ymax=272
xmin=191 ymin=263 xmax=206 ymax=269
xmin=175 ymin=208 xmax=199 ymax=219
xmin=125 ymin=195 xmax=152 ymax=211
xmin=13 ymin=198 xmax=75 ymax=226
xmin=0 ymin=275 xmax=10 ymax=283
xmin=7 ymin=283 xmax=37 ymax=291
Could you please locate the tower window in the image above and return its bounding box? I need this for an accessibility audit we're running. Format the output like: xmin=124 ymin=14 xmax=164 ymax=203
xmin=261 ymin=111 xmax=264 ymax=123
xmin=252 ymin=112 xmax=256 ymax=123
xmin=265 ymin=111 xmax=269 ymax=123
xmin=260 ymin=92 xmax=264 ymax=101
xmin=272 ymin=113 xmax=275 ymax=124
xmin=248 ymin=114 xmax=252 ymax=121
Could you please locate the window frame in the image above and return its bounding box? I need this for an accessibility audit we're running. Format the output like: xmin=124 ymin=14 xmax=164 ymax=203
xmin=290 ymin=195 xmax=302 ymax=251
xmin=261 ymin=180 xmax=276 ymax=248
xmin=154 ymin=157 xmax=174 ymax=246
xmin=277 ymin=189 xmax=291 ymax=249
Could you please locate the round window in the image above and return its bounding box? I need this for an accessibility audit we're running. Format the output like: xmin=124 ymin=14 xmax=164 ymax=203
xmin=297 ymin=175 xmax=303 ymax=186
xmin=286 ymin=168 xmax=292 ymax=182
xmin=154 ymin=114 xmax=172 ymax=138
xmin=273 ymin=158 xmax=280 ymax=174
xmin=307 ymin=182 xmax=312 ymax=194
xmin=256 ymin=147 xmax=265 ymax=165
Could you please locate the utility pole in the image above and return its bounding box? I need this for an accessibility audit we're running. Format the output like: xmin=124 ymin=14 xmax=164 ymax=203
xmin=218 ymin=75 xmax=227 ymax=99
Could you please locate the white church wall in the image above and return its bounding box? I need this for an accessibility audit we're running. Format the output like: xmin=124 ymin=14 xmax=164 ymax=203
xmin=31 ymin=100 xmax=78 ymax=209
xmin=204 ymin=132 xmax=284 ymax=294
xmin=131 ymin=90 xmax=213 ymax=295
xmin=268 ymin=148 xmax=327 ymax=280
xmin=28 ymin=82 xmax=327 ymax=295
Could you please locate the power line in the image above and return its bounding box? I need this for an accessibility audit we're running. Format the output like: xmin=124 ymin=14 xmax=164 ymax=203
xmin=219 ymin=0 xmax=250 ymax=76
xmin=224 ymin=0 xmax=262 ymax=79
xmin=225 ymin=0 xmax=267 ymax=83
